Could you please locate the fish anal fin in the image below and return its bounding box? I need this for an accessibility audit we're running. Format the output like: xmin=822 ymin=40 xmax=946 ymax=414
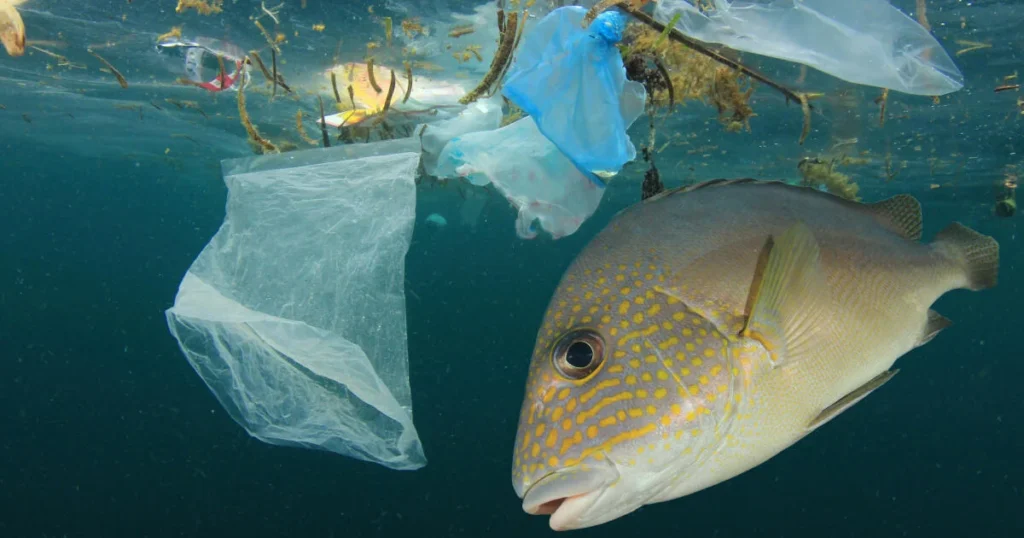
xmin=868 ymin=194 xmax=923 ymax=241
xmin=933 ymin=222 xmax=999 ymax=291
xmin=807 ymin=370 xmax=898 ymax=431
xmin=742 ymin=222 xmax=829 ymax=368
xmin=917 ymin=309 xmax=952 ymax=348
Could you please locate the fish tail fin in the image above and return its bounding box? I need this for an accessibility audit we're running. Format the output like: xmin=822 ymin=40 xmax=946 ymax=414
xmin=933 ymin=222 xmax=999 ymax=291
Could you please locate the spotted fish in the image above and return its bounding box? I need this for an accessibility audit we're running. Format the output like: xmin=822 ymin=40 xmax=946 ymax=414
xmin=511 ymin=179 xmax=999 ymax=530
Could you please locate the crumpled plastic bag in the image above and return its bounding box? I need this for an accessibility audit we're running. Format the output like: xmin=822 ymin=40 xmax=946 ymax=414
xmin=502 ymin=6 xmax=647 ymax=176
xmin=433 ymin=117 xmax=605 ymax=240
xmin=165 ymin=139 xmax=426 ymax=470
xmin=418 ymin=95 xmax=504 ymax=177
xmin=653 ymin=0 xmax=963 ymax=96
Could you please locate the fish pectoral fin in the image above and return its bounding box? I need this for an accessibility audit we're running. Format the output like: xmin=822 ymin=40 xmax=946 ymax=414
xmin=916 ymin=309 xmax=952 ymax=348
xmin=742 ymin=221 xmax=829 ymax=368
xmin=807 ymin=369 xmax=898 ymax=431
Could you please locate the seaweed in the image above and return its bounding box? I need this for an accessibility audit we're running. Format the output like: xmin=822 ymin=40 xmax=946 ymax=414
xmin=237 ymin=74 xmax=279 ymax=154
xmin=798 ymin=157 xmax=860 ymax=201
xmin=175 ymin=0 xmax=223 ymax=15
xmin=88 ymin=49 xmax=128 ymax=89
xmin=295 ymin=110 xmax=319 ymax=146
xmin=461 ymin=10 xmax=519 ymax=104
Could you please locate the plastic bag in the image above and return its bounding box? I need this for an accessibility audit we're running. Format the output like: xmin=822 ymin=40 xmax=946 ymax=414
xmin=654 ymin=0 xmax=963 ymax=96
xmin=502 ymin=6 xmax=647 ymax=176
xmin=433 ymin=117 xmax=605 ymax=240
xmin=165 ymin=139 xmax=426 ymax=470
xmin=418 ymin=95 xmax=504 ymax=178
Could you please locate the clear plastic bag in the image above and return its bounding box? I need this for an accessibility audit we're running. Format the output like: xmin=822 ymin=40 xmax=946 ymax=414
xmin=165 ymin=140 xmax=426 ymax=470
xmin=654 ymin=0 xmax=963 ymax=96
xmin=433 ymin=117 xmax=605 ymax=240
xmin=502 ymin=6 xmax=647 ymax=175
xmin=418 ymin=95 xmax=504 ymax=178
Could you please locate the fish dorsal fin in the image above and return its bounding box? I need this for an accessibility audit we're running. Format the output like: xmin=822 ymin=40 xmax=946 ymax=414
xmin=916 ymin=309 xmax=952 ymax=348
xmin=807 ymin=370 xmax=898 ymax=431
xmin=742 ymin=222 xmax=829 ymax=368
xmin=867 ymin=194 xmax=923 ymax=241
xmin=642 ymin=178 xmax=767 ymax=204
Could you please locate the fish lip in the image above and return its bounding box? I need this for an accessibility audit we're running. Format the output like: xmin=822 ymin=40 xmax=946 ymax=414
xmin=520 ymin=461 xmax=619 ymax=530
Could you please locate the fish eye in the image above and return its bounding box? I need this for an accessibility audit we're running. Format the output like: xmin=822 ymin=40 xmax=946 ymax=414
xmin=552 ymin=329 xmax=604 ymax=380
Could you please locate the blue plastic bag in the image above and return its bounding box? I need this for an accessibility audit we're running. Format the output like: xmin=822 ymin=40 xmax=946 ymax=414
xmin=503 ymin=6 xmax=646 ymax=178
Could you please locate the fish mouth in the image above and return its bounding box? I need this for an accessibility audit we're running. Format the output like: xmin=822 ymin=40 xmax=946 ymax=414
xmin=521 ymin=461 xmax=619 ymax=531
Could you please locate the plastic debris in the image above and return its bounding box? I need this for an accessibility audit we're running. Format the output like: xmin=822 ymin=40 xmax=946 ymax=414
xmin=157 ymin=35 xmax=250 ymax=92
xmin=502 ymin=6 xmax=647 ymax=176
xmin=653 ymin=0 xmax=963 ymax=96
xmin=418 ymin=95 xmax=504 ymax=178
xmin=434 ymin=117 xmax=605 ymax=240
xmin=321 ymin=62 xmax=468 ymax=128
xmin=165 ymin=139 xmax=426 ymax=470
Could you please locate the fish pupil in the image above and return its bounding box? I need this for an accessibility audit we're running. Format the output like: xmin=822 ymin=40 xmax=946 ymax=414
xmin=566 ymin=341 xmax=594 ymax=368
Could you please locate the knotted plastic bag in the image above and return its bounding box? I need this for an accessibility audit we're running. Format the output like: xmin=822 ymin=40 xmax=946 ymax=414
xmin=502 ymin=6 xmax=647 ymax=176
xmin=433 ymin=117 xmax=605 ymax=240
xmin=654 ymin=0 xmax=963 ymax=96
xmin=165 ymin=139 xmax=426 ymax=470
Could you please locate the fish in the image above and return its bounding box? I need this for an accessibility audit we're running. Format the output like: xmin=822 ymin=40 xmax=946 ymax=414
xmin=511 ymin=179 xmax=999 ymax=530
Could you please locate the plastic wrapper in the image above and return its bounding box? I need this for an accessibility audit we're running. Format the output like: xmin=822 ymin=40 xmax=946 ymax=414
xmin=434 ymin=117 xmax=605 ymax=240
xmin=165 ymin=139 xmax=426 ymax=470
xmin=653 ymin=0 xmax=963 ymax=96
xmin=503 ymin=6 xmax=647 ymax=176
xmin=156 ymin=35 xmax=250 ymax=92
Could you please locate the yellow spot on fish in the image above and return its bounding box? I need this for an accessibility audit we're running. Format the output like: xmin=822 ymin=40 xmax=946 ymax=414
xmin=562 ymin=419 xmax=572 ymax=431
xmin=658 ymin=337 xmax=679 ymax=350
xmin=633 ymin=313 xmax=644 ymax=324
xmin=636 ymin=389 xmax=648 ymax=398
xmin=619 ymin=301 xmax=631 ymax=315
xmin=620 ymin=287 xmax=631 ymax=295
xmin=641 ymin=372 xmax=653 ymax=382
xmin=646 ymin=405 xmax=658 ymax=415
xmin=608 ymin=365 xmax=624 ymax=373
xmin=614 ymin=350 xmax=627 ymax=359
xmin=532 ymin=443 xmax=540 ymax=457
xmin=704 ymin=348 xmax=716 ymax=358
xmin=626 ymin=375 xmax=637 ymax=385
xmin=692 ymin=358 xmax=703 ymax=366
xmin=543 ymin=387 xmax=556 ymax=403
xmin=558 ymin=388 xmax=571 ymax=400
xmin=681 ymin=367 xmax=691 ymax=376
xmin=567 ymin=398 xmax=577 ymax=412
xmin=657 ymin=370 xmax=669 ymax=381
xmin=645 ymin=355 xmax=658 ymax=364
xmin=629 ymin=359 xmax=641 ymax=368
xmin=628 ymin=408 xmax=644 ymax=418
xmin=599 ymin=416 xmax=617 ymax=427
xmin=601 ymin=315 xmax=612 ymax=324
xmin=546 ymin=429 xmax=558 ymax=448
xmin=552 ymin=408 xmax=564 ymax=421
xmin=587 ymin=425 xmax=599 ymax=438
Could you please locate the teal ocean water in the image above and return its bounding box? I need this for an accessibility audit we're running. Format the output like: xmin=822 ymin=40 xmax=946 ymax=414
xmin=1 ymin=0 xmax=1021 ymax=536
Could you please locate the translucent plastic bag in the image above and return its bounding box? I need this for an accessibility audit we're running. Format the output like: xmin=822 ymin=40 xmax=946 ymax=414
xmin=502 ymin=6 xmax=647 ymax=176
xmin=654 ymin=0 xmax=963 ymax=96
xmin=418 ymin=95 xmax=504 ymax=178
xmin=165 ymin=139 xmax=426 ymax=470
xmin=433 ymin=117 xmax=605 ymax=240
